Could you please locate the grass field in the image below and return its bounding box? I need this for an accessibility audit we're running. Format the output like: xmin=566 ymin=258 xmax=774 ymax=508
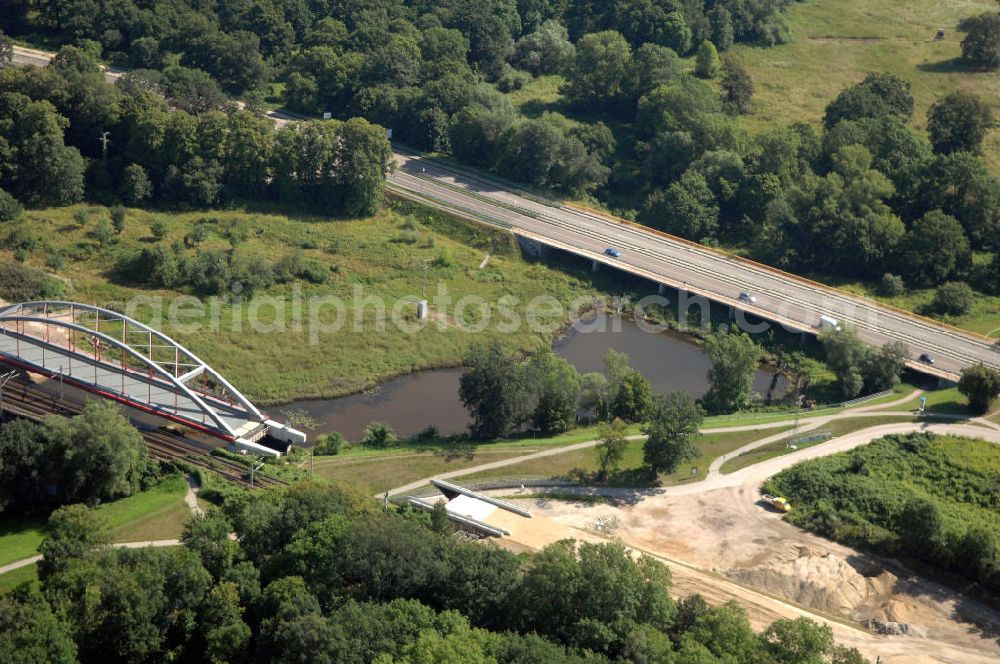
xmin=3 ymin=202 xmax=600 ymax=404
xmin=719 ymin=414 xmax=924 ymax=474
xmin=886 ymin=385 xmax=974 ymax=414
xmin=731 ymin=0 xmax=1000 ymax=170
xmin=313 ymin=445 xmax=548 ymax=494
xmin=0 ymin=474 xmax=191 ymax=568
xmin=453 ymin=426 xmax=793 ymax=488
xmin=0 ymin=564 xmax=38 ymax=595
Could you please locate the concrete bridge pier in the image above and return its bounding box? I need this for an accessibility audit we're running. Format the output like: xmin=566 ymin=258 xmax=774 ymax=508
xmin=516 ymin=236 xmax=546 ymax=258
xmin=592 ymin=259 xmax=600 ymax=272
xmin=728 ymin=305 xmax=735 ymax=320
xmin=658 ymin=283 xmax=668 ymax=295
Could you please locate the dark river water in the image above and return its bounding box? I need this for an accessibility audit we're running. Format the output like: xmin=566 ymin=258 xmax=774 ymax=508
xmin=276 ymin=315 xmax=786 ymax=440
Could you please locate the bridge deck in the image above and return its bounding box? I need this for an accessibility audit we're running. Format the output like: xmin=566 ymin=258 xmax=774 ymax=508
xmin=0 ymin=333 xmax=263 ymax=440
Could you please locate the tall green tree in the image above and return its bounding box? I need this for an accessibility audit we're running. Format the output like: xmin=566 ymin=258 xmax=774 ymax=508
xmin=721 ymin=56 xmax=754 ymax=114
xmin=642 ymin=391 xmax=703 ymax=476
xmin=37 ymin=504 xmax=110 ymax=580
xmin=820 ymin=327 xmax=869 ymax=399
xmin=702 ymin=331 xmax=763 ymax=413
xmin=0 ymin=417 xmax=50 ymax=512
xmin=459 ymin=341 xmax=530 ymax=439
xmin=957 ymin=363 xmax=1000 ymax=414
xmin=42 ymin=400 xmax=148 ymax=504
xmin=0 ymin=589 xmax=77 ymax=664
xmin=595 ymin=417 xmax=628 ymax=478
xmin=927 ymin=91 xmax=993 ymax=154
xmin=823 ymin=72 xmax=913 ymax=128
xmin=897 ymin=210 xmax=971 ymax=286
xmin=0 ymin=92 xmax=85 ymax=206
xmin=961 ymin=12 xmax=1000 ymax=70
xmin=694 ymin=41 xmax=721 ymax=79
xmin=508 ymin=540 xmax=675 ymax=656
xmin=562 ymin=30 xmax=633 ymax=113
xmin=644 ymin=170 xmax=719 ymax=241
xmin=527 ymin=349 xmax=581 ymax=434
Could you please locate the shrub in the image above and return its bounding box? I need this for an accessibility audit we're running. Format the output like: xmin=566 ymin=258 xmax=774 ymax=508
xmin=150 ymin=220 xmax=168 ymax=240
xmin=93 ymin=218 xmax=115 ymax=246
xmin=879 ymin=273 xmax=905 ymax=296
xmin=272 ymin=252 xmax=303 ymax=283
xmin=0 ymin=188 xmax=22 ymax=222
xmin=392 ymin=230 xmax=419 ymax=245
xmin=931 ymin=281 xmax=975 ymax=316
xmin=184 ymin=223 xmax=212 ymax=247
xmin=298 ymin=259 xmax=328 ymax=284
xmin=433 ymin=247 xmax=454 ymax=267
xmin=361 ymin=421 xmax=396 ymax=448
xmin=46 ymin=254 xmax=65 ymax=271
xmin=0 ymin=262 xmax=65 ymax=301
xmin=110 ymin=205 xmax=126 ymax=233
xmin=313 ymin=432 xmax=346 ymax=456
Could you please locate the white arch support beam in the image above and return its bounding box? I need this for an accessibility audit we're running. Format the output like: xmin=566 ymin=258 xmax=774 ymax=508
xmin=0 ymin=301 xmax=295 ymax=447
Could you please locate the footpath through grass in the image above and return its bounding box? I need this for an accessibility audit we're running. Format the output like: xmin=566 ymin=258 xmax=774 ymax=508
xmin=719 ymin=415 xmax=925 ymax=474
xmin=452 ymin=427 xmax=793 ymax=488
xmin=0 ymin=474 xmax=191 ymax=568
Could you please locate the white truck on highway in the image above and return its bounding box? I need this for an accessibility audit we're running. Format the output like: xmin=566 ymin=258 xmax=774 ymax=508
xmin=818 ymin=315 xmax=840 ymax=332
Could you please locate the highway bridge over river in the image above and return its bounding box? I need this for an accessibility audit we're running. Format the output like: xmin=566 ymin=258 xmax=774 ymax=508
xmin=11 ymin=45 xmax=1000 ymax=383
xmin=388 ymin=151 xmax=1000 ymax=383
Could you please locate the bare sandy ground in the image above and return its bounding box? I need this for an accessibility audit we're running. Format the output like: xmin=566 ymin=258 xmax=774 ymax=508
xmin=489 ymin=423 xmax=1000 ymax=663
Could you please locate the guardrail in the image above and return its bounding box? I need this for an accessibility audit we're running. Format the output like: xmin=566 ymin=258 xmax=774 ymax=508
xmin=408 ymin=476 xmax=577 ymax=498
xmin=707 ymin=389 xmax=895 ymax=424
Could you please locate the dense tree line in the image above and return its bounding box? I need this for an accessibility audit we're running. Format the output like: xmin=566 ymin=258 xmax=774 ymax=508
xmin=820 ymin=327 xmax=908 ymax=399
xmin=5 ymin=5 xmax=998 ymax=300
xmin=461 ymin=332 xmax=795 ymax=476
xmin=633 ymin=71 xmax=1000 ymax=297
xmin=0 ymin=403 xmax=152 ymax=514
xmin=765 ymin=432 xmax=1000 ymax=593
xmin=2 ymin=477 xmax=866 ymax=663
xmin=0 ymin=45 xmax=392 ymax=216
xmin=0 ymin=0 xmax=797 ymax=197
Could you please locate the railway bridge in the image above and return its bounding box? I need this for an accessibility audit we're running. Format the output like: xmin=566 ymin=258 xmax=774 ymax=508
xmin=0 ymin=301 xmax=303 ymax=456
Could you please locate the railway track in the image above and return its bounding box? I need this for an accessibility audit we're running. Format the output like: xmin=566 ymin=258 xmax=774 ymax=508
xmin=0 ymin=378 xmax=285 ymax=488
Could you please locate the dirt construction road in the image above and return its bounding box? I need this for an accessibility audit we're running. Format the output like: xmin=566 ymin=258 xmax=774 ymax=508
xmin=491 ymin=422 xmax=1000 ymax=663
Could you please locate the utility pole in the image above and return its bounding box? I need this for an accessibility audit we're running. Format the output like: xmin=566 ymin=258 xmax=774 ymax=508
xmin=0 ymin=370 xmax=17 ymax=418
xmin=98 ymin=131 xmax=110 ymax=163
xmin=249 ymin=456 xmax=265 ymax=488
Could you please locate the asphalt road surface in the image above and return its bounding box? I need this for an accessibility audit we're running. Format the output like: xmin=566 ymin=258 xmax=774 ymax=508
xmin=13 ymin=46 xmax=999 ymax=380
xmin=389 ymin=152 xmax=999 ymax=381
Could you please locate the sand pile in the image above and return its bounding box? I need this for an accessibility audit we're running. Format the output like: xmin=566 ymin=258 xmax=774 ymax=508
xmin=728 ymin=548 xmax=898 ymax=615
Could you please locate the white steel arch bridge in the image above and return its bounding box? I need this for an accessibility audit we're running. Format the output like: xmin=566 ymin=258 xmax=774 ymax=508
xmin=0 ymin=301 xmax=304 ymax=455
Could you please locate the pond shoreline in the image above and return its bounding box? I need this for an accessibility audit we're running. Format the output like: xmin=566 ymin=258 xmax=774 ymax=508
xmin=273 ymin=309 xmax=790 ymax=440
